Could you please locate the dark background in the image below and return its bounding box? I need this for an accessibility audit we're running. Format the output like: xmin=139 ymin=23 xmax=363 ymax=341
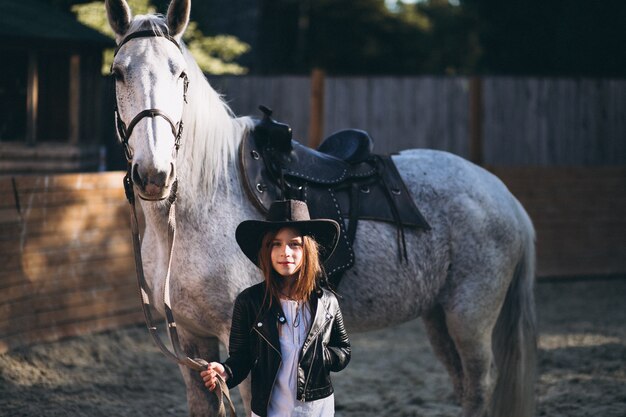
xmin=48 ymin=0 xmax=626 ymax=77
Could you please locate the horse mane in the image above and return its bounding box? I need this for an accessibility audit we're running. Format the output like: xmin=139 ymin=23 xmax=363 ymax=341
xmin=125 ymin=15 xmax=255 ymax=200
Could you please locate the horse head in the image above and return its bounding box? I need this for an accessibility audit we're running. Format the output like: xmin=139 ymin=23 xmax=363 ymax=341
xmin=106 ymin=0 xmax=191 ymax=201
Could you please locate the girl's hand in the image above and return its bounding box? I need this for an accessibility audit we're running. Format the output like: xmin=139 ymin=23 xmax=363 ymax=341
xmin=200 ymin=362 xmax=228 ymax=391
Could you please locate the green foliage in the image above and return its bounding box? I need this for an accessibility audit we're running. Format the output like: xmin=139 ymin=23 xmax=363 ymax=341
xmin=183 ymin=22 xmax=250 ymax=75
xmin=71 ymin=0 xmax=249 ymax=75
xmin=301 ymin=0 xmax=478 ymax=75
xmin=411 ymin=0 xmax=481 ymax=75
xmin=71 ymin=0 xmax=155 ymax=42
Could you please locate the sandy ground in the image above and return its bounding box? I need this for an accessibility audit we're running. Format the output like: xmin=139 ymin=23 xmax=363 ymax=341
xmin=1 ymin=278 xmax=625 ymax=417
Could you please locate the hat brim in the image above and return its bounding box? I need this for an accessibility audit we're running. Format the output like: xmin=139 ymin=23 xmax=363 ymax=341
xmin=236 ymin=219 xmax=340 ymax=267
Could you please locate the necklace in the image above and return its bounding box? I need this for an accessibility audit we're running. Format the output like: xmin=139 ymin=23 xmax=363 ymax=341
xmin=279 ymin=290 xmax=304 ymax=327
xmin=293 ymin=302 xmax=301 ymax=328
xmin=280 ymin=292 xmax=297 ymax=301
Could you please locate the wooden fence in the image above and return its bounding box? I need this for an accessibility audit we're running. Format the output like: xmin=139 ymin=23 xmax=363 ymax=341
xmin=1 ymin=167 xmax=624 ymax=352
xmin=207 ymin=75 xmax=626 ymax=165
xmin=490 ymin=166 xmax=626 ymax=278
xmin=2 ymin=75 xmax=625 ymax=351
xmin=0 ymin=172 xmax=140 ymax=352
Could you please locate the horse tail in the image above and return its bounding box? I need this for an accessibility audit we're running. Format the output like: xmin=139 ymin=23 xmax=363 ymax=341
xmin=491 ymin=204 xmax=537 ymax=417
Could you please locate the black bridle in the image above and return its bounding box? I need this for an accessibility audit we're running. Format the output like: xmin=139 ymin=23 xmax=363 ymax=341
xmin=112 ymin=29 xmax=190 ymax=162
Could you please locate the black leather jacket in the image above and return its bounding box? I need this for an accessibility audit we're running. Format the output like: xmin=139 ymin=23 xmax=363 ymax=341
xmin=222 ymin=282 xmax=351 ymax=417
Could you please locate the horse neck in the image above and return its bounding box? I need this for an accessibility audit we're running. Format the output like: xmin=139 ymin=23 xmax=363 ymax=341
xmin=175 ymin=54 xmax=253 ymax=208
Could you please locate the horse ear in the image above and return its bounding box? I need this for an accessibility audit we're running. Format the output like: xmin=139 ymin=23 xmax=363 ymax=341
xmin=167 ymin=0 xmax=191 ymax=38
xmin=106 ymin=0 xmax=132 ymax=37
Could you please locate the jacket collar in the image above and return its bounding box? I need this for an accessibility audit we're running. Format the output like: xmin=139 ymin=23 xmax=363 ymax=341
xmin=253 ymin=286 xmax=332 ymax=349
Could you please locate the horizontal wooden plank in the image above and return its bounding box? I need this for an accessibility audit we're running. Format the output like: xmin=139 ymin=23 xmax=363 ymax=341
xmin=0 ymin=282 xmax=140 ymax=326
xmin=0 ymin=235 xmax=133 ymax=275
xmin=0 ymin=171 xmax=126 ymax=193
xmin=0 ymin=226 xmax=132 ymax=258
xmin=1 ymin=295 xmax=140 ymax=335
xmin=0 ymin=310 xmax=144 ymax=354
xmin=0 ymin=199 xmax=127 ymax=224
xmin=0 ymin=143 xmax=100 ymax=159
xmin=0 ymin=188 xmax=128 ymax=211
xmin=0 ymin=211 xmax=130 ymax=240
xmin=0 ymin=290 xmax=140 ymax=336
xmin=0 ymin=256 xmax=136 ymax=304
xmin=0 ymin=160 xmax=99 ymax=173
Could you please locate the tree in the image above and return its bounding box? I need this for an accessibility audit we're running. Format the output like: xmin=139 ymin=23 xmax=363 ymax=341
xmin=309 ymin=0 xmax=430 ymax=74
xmin=255 ymin=0 xmax=480 ymax=75
xmin=68 ymin=0 xmax=250 ymax=74
xmin=395 ymin=0 xmax=481 ymax=75
xmin=461 ymin=0 xmax=626 ymax=77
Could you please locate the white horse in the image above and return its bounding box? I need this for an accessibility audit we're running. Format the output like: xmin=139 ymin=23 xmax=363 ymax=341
xmin=105 ymin=1 xmax=536 ymax=416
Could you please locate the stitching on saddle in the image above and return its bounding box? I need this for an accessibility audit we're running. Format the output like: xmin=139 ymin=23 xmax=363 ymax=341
xmin=327 ymin=188 xmax=354 ymax=275
xmin=348 ymin=167 xmax=377 ymax=177
xmin=285 ymin=169 xmax=348 ymax=184
xmin=285 ymin=164 xmax=376 ymax=184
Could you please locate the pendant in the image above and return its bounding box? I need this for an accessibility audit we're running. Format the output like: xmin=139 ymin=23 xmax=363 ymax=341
xmin=293 ymin=302 xmax=301 ymax=328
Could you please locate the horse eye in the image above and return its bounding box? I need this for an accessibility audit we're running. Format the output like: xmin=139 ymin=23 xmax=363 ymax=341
xmin=179 ymin=71 xmax=187 ymax=79
xmin=110 ymin=68 xmax=124 ymax=82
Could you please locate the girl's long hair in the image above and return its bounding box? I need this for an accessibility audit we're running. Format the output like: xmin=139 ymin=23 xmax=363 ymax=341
xmin=257 ymin=228 xmax=322 ymax=308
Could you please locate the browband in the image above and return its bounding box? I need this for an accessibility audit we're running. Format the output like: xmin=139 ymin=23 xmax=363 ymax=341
xmin=114 ymin=29 xmax=182 ymax=56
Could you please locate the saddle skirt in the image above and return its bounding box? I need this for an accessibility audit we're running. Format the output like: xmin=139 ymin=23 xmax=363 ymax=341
xmin=239 ymin=109 xmax=430 ymax=285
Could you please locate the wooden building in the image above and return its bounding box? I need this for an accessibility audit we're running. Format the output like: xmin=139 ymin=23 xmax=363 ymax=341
xmin=0 ymin=0 xmax=114 ymax=174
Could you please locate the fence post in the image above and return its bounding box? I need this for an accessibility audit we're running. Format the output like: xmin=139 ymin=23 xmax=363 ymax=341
xmin=26 ymin=51 xmax=39 ymax=146
xmin=308 ymin=68 xmax=325 ymax=148
xmin=469 ymin=76 xmax=483 ymax=165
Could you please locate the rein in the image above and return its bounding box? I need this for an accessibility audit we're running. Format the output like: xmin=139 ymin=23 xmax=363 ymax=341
xmin=116 ymin=28 xmax=235 ymax=417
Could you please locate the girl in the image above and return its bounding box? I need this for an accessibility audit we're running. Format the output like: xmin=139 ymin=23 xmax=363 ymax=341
xmin=201 ymin=199 xmax=351 ymax=417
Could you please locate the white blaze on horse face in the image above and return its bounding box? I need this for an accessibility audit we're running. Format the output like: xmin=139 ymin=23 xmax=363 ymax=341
xmin=112 ymin=37 xmax=187 ymax=200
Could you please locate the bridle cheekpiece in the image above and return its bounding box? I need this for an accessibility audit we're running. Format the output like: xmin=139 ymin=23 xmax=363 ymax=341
xmin=111 ymin=28 xmax=189 ymax=164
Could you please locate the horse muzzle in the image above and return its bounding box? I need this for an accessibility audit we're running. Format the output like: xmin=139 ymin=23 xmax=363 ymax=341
xmin=132 ymin=162 xmax=176 ymax=200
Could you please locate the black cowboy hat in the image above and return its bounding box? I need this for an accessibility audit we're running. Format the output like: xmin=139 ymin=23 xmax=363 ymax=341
xmin=236 ymin=199 xmax=340 ymax=267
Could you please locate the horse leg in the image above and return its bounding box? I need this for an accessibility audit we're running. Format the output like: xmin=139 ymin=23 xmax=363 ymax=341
xmin=177 ymin=330 xmax=222 ymax=417
xmin=422 ymin=303 xmax=464 ymax=402
xmin=443 ymin=305 xmax=499 ymax=417
xmin=237 ymin=376 xmax=252 ymax=417
xmin=447 ymin=234 xmax=536 ymax=417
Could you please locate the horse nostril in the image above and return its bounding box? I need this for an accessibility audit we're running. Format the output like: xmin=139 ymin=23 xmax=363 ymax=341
xmin=132 ymin=164 xmax=143 ymax=186
xmin=132 ymin=163 xmax=171 ymax=196
xmin=150 ymin=171 xmax=167 ymax=187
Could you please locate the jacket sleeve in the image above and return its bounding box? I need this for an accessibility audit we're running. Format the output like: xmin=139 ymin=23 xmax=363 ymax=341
xmin=323 ymin=300 xmax=351 ymax=372
xmin=222 ymin=292 xmax=256 ymax=388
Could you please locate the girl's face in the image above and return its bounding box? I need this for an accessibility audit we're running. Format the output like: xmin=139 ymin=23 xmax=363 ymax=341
xmin=270 ymin=227 xmax=304 ymax=278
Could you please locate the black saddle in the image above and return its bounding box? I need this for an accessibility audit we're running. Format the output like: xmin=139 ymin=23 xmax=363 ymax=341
xmin=317 ymin=129 xmax=373 ymax=163
xmin=240 ymin=107 xmax=430 ymax=285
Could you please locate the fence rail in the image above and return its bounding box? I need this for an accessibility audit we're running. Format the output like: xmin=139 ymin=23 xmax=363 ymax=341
xmin=0 ymin=172 xmax=141 ymax=352
xmin=207 ymin=75 xmax=626 ymax=165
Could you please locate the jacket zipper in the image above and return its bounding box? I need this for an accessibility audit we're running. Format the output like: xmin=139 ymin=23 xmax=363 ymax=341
xmin=306 ymin=315 xmax=332 ymax=349
xmin=301 ymin=313 xmax=332 ymax=400
xmin=253 ymin=327 xmax=282 ymax=409
xmin=301 ymin=336 xmax=318 ymax=400
xmin=267 ymin=359 xmax=281 ymax=408
xmin=253 ymin=327 xmax=281 ymax=356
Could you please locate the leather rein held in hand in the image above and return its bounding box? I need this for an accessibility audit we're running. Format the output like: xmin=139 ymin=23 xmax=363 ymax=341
xmin=117 ymin=28 xmax=236 ymax=417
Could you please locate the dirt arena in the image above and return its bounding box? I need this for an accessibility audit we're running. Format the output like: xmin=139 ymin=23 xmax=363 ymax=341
xmin=1 ymin=278 xmax=624 ymax=417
